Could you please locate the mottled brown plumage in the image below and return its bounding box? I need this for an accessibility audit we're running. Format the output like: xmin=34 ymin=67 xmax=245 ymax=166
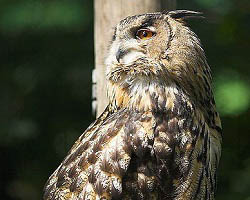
xmin=44 ymin=10 xmax=222 ymax=200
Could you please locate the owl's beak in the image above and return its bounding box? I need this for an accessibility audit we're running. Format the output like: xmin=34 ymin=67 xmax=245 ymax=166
xmin=116 ymin=48 xmax=126 ymax=63
xmin=116 ymin=50 xmax=121 ymax=63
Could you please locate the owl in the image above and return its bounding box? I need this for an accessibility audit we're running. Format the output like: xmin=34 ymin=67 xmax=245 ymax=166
xmin=43 ymin=10 xmax=222 ymax=200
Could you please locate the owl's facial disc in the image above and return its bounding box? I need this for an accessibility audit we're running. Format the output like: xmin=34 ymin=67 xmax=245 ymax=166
xmin=110 ymin=26 xmax=156 ymax=65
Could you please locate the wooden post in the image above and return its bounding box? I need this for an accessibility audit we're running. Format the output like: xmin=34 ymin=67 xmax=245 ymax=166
xmin=93 ymin=0 xmax=176 ymax=117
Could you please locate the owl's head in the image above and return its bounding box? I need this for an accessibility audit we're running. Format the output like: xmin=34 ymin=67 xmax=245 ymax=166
xmin=106 ymin=10 xmax=207 ymax=82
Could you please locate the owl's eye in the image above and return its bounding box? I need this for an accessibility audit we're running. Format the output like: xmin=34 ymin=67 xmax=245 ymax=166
xmin=136 ymin=29 xmax=155 ymax=40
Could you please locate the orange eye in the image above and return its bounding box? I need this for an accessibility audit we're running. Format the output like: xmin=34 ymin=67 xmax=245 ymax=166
xmin=136 ymin=29 xmax=155 ymax=40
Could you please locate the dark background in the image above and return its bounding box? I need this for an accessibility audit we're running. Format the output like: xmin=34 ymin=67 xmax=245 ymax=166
xmin=1 ymin=0 xmax=250 ymax=199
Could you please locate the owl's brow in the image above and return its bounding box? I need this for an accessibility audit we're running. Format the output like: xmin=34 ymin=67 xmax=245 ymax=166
xmin=119 ymin=14 xmax=160 ymax=28
xmin=139 ymin=16 xmax=157 ymax=29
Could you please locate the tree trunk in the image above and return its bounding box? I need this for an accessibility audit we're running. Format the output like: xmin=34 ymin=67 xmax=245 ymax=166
xmin=93 ymin=0 xmax=176 ymax=117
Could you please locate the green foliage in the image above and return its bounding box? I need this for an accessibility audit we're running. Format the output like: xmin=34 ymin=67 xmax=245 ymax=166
xmin=215 ymin=72 xmax=250 ymax=116
xmin=194 ymin=0 xmax=233 ymax=14
xmin=0 ymin=1 xmax=90 ymax=33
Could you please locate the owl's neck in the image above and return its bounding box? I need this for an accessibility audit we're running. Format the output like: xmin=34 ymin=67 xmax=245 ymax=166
xmin=107 ymin=77 xmax=192 ymax=113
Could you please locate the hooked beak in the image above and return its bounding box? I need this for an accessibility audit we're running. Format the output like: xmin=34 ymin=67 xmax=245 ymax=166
xmin=116 ymin=47 xmax=127 ymax=63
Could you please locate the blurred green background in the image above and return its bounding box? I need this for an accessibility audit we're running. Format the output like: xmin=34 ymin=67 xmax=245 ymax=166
xmin=0 ymin=0 xmax=249 ymax=199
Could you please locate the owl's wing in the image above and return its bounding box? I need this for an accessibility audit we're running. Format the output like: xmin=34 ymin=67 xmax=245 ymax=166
xmin=43 ymin=106 xmax=133 ymax=200
xmin=159 ymin=109 xmax=222 ymax=200
xmin=43 ymin=104 xmax=222 ymax=199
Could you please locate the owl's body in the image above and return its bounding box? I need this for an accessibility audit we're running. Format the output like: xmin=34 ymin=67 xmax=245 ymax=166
xmin=44 ymin=10 xmax=222 ymax=200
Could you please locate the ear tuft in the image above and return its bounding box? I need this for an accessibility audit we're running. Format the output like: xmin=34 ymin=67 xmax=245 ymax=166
xmin=164 ymin=10 xmax=204 ymax=20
